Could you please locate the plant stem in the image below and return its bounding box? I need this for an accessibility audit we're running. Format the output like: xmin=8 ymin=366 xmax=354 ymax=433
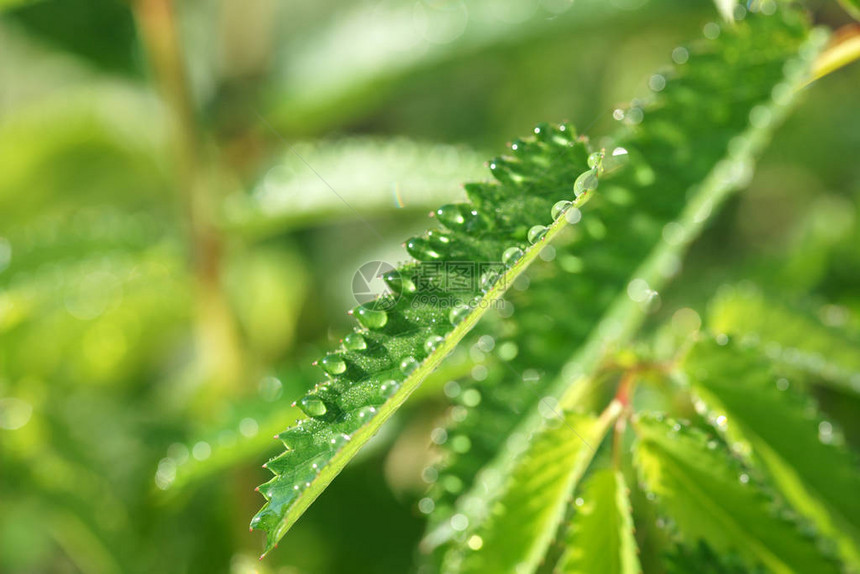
xmin=807 ymin=24 xmax=860 ymax=86
xmin=133 ymin=0 xmax=242 ymax=396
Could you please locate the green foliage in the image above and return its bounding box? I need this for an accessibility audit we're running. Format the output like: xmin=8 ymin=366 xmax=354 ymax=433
xmin=634 ymin=414 xmax=840 ymax=574
xmin=424 ymin=5 xmax=825 ymax=566
xmin=558 ymin=469 xmax=641 ymax=574
xmin=708 ymin=285 xmax=860 ymax=393
xmin=246 ymin=4 xmax=860 ymax=573
xmin=251 ymin=121 xmax=600 ymax=553
xmin=450 ymin=407 xmax=618 ymax=573
xmin=685 ymin=339 xmax=860 ymax=568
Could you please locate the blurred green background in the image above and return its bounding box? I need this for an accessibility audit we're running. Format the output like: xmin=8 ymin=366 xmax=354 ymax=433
xmin=0 ymin=0 xmax=858 ymax=573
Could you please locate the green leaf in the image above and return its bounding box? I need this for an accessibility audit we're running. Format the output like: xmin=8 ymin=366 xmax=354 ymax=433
xmin=253 ymin=4 xmax=828 ymax=557
xmin=708 ymin=285 xmax=860 ymax=393
xmin=685 ymin=339 xmax=860 ymax=569
xmin=221 ymin=138 xmax=487 ymax=237
xmin=634 ymin=414 xmax=841 ymax=574
xmin=424 ymin=5 xmax=826 ymax=560
xmin=558 ymin=469 xmax=641 ymax=574
xmin=450 ymin=405 xmax=620 ymax=574
xmin=252 ymin=123 xmax=601 ymax=554
xmin=266 ymin=0 xmax=707 ymax=133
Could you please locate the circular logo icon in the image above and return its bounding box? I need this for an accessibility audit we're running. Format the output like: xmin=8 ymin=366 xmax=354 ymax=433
xmin=352 ymin=260 xmax=400 ymax=309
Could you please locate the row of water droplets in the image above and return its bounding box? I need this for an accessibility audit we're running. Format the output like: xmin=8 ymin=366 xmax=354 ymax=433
xmin=295 ymin=134 xmax=628 ymax=424
xmin=252 ymin=126 xmax=607 ymax=539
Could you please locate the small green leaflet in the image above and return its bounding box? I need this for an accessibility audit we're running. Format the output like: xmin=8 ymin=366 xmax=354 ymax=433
xmin=450 ymin=405 xmax=620 ymax=574
xmin=685 ymin=339 xmax=860 ymax=569
xmin=634 ymin=414 xmax=841 ymax=574
xmin=558 ymin=469 xmax=641 ymax=574
xmin=708 ymin=285 xmax=860 ymax=394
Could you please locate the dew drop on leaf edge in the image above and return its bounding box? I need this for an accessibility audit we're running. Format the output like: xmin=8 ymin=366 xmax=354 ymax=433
xmin=343 ymin=332 xmax=367 ymax=351
xmin=356 ymin=307 xmax=388 ymax=329
xmin=574 ymin=169 xmax=599 ymax=197
xmin=527 ymin=225 xmax=548 ymax=244
xmin=551 ymin=200 xmax=571 ymax=220
xmin=502 ymin=246 xmax=524 ymax=266
xmin=299 ymin=396 xmax=328 ymax=418
xmin=320 ymin=355 xmax=346 ymax=375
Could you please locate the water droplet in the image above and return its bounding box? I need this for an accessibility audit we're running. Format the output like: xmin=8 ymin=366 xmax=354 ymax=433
xmin=418 ymin=497 xmax=435 ymax=514
xmin=320 ymin=355 xmax=346 ymax=375
xmin=575 ymin=497 xmax=585 ymax=507
xmin=551 ymin=200 xmax=571 ymax=219
xmin=564 ymin=207 xmax=582 ymax=224
xmin=703 ymin=22 xmax=720 ymax=40
xmin=422 ymin=466 xmax=438 ymax=483
xmin=192 ymin=441 xmax=211 ymax=461
xmin=240 ymin=417 xmax=259 ymax=437
xmin=502 ymin=246 xmax=524 ymax=266
xmin=400 ymin=356 xmax=420 ymax=375
xmin=258 ymin=376 xmax=283 ymax=402
xmin=467 ymin=534 xmax=483 ymax=550
xmin=613 ymin=108 xmax=625 ymax=121
xmin=477 ymin=335 xmax=495 ymax=352
xmin=427 ymin=230 xmax=451 ymax=248
xmin=444 ymin=381 xmax=461 ymax=398
xmin=435 ymin=204 xmax=466 ymax=228
xmin=648 ymin=74 xmax=666 ymax=92
xmin=496 ymin=341 xmax=518 ymax=361
xmin=425 ymin=335 xmax=444 ymax=354
xmin=449 ymin=304 xmax=470 ymax=326
xmin=343 ymin=332 xmax=367 ymax=351
xmin=407 ymin=237 xmax=441 ymax=260
xmin=739 ymin=473 xmax=750 ymax=484
xmin=672 ymin=46 xmax=689 ymax=64
xmin=451 ymin=513 xmax=469 ymax=531
xmin=527 ymin=225 xmax=547 ymax=244
xmin=431 ymin=427 xmax=448 ymax=445
xmin=625 ymin=107 xmax=644 ymax=125
xmin=818 ymin=421 xmax=833 ymax=444
xmin=776 ymin=378 xmax=789 ymax=391
xmin=451 ymin=435 xmax=471 ymax=453
xmin=480 ymin=268 xmax=502 ymax=291
xmin=355 ymin=306 xmax=388 ymax=329
xmin=573 ymin=169 xmax=599 ymax=197
xmin=715 ymin=415 xmax=727 ymax=429
xmin=587 ymin=151 xmax=604 ymax=170
xmin=383 ymin=271 xmax=415 ymax=294
xmin=299 ymin=396 xmax=327 ymax=417
xmin=0 ymin=398 xmax=32 ymax=430
xmin=380 ymin=379 xmax=401 ymax=398
xmin=356 ymin=406 xmax=377 ymax=420
xmin=462 ymin=389 xmax=481 ymax=407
